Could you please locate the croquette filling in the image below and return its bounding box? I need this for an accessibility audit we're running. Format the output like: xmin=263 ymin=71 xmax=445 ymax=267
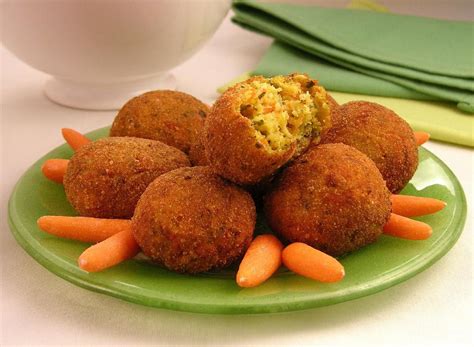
xmin=238 ymin=74 xmax=330 ymax=154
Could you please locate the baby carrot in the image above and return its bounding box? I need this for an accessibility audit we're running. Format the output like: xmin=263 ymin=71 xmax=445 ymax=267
xmin=37 ymin=216 xmax=131 ymax=243
xmin=282 ymin=243 xmax=345 ymax=283
xmin=383 ymin=213 xmax=432 ymax=240
xmin=391 ymin=195 xmax=446 ymax=217
xmin=236 ymin=234 xmax=283 ymax=288
xmin=41 ymin=159 xmax=69 ymax=183
xmin=61 ymin=128 xmax=90 ymax=151
xmin=414 ymin=131 xmax=430 ymax=146
xmin=78 ymin=229 xmax=139 ymax=272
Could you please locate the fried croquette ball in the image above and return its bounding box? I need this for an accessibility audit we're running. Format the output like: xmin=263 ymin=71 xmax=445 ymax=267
xmin=264 ymin=143 xmax=391 ymax=257
xmin=110 ymin=90 xmax=209 ymax=154
xmin=321 ymin=101 xmax=418 ymax=193
xmin=64 ymin=137 xmax=190 ymax=219
xmin=131 ymin=167 xmax=256 ymax=273
xmin=205 ymin=74 xmax=331 ymax=185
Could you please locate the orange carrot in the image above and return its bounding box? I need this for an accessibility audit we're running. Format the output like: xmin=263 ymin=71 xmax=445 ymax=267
xmin=391 ymin=195 xmax=446 ymax=217
xmin=37 ymin=216 xmax=131 ymax=243
xmin=383 ymin=213 xmax=432 ymax=240
xmin=414 ymin=131 xmax=430 ymax=146
xmin=282 ymin=243 xmax=345 ymax=283
xmin=61 ymin=128 xmax=90 ymax=151
xmin=236 ymin=234 xmax=283 ymax=288
xmin=78 ymin=229 xmax=139 ymax=272
xmin=41 ymin=159 xmax=69 ymax=183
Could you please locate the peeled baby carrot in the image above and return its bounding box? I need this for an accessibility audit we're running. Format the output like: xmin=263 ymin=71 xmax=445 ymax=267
xmin=78 ymin=229 xmax=139 ymax=272
xmin=61 ymin=128 xmax=90 ymax=151
xmin=282 ymin=243 xmax=345 ymax=283
xmin=41 ymin=159 xmax=69 ymax=183
xmin=37 ymin=216 xmax=131 ymax=243
xmin=391 ymin=195 xmax=446 ymax=217
xmin=383 ymin=213 xmax=432 ymax=240
xmin=414 ymin=131 xmax=430 ymax=146
xmin=236 ymin=234 xmax=283 ymax=288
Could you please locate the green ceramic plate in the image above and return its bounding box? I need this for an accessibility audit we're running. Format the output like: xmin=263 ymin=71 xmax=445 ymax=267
xmin=8 ymin=127 xmax=467 ymax=314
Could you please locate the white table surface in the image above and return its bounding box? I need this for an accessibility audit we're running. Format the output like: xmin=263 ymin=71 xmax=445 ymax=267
xmin=1 ymin=2 xmax=472 ymax=346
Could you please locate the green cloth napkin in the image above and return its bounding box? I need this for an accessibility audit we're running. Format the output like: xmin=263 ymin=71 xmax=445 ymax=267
xmin=255 ymin=41 xmax=439 ymax=101
xmin=232 ymin=0 xmax=474 ymax=113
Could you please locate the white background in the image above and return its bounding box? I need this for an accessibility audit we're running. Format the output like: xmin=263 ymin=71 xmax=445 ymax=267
xmin=1 ymin=1 xmax=472 ymax=346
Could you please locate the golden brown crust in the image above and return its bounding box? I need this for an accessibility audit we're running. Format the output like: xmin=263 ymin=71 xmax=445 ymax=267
xmin=325 ymin=93 xmax=341 ymax=126
xmin=308 ymin=93 xmax=338 ymax=149
xmin=131 ymin=167 xmax=256 ymax=273
xmin=110 ymin=90 xmax=209 ymax=154
xmin=264 ymin=143 xmax=391 ymax=257
xmin=320 ymin=101 xmax=418 ymax=193
xmin=188 ymin=127 xmax=210 ymax=166
xmin=326 ymin=92 xmax=339 ymax=111
xmin=64 ymin=137 xmax=190 ymax=218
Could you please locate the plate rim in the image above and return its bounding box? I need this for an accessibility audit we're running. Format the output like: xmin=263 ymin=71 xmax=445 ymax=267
xmin=7 ymin=129 xmax=468 ymax=314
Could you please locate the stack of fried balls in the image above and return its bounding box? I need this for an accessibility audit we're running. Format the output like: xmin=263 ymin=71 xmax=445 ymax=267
xmin=42 ymin=73 xmax=422 ymax=280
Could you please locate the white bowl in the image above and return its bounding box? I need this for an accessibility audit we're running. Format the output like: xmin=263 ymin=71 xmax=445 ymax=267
xmin=1 ymin=0 xmax=231 ymax=110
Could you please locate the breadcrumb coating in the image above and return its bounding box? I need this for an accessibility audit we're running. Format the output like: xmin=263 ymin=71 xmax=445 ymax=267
xmin=64 ymin=137 xmax=190 ymax=218
xmin=132 ymin=167 xmax=256 ymax=273
xmin=264 ymin=143 xmax=391 ymax=256
xmin=110 ymin=90 xmax=209 ymax=154
xmin=321 ymin=101 xmax=418 ymax=193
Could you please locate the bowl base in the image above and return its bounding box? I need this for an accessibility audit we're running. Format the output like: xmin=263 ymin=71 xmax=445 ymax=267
xmin=44 ymin=74 xmax=177 ymax=111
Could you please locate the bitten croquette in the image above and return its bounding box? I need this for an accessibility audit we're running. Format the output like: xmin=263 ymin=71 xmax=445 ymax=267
xmin=64 ymin=137 xmax=190 ymax=219
xmin=204 ymin=74 xmax=331 ymax=185
xmin=131 ymin=167 xmax=256 ymax=273
xmin=321 ymin=101 xmax=418 ymax=193
xmin=264 ymin=143 xmax=391 ymax=257
xmin=110 ymin=90 xmax=209 ymax=154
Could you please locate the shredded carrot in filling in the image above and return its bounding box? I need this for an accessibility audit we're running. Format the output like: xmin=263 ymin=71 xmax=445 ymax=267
xmin=238 ymin=74 xmax=330 ymax=154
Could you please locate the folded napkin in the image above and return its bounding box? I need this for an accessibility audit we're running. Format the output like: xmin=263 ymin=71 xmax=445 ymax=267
xmin=255 ymin=41 xmax=439 ymax=101
xmin=232 ymin=0 xmax=474 ymax=113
